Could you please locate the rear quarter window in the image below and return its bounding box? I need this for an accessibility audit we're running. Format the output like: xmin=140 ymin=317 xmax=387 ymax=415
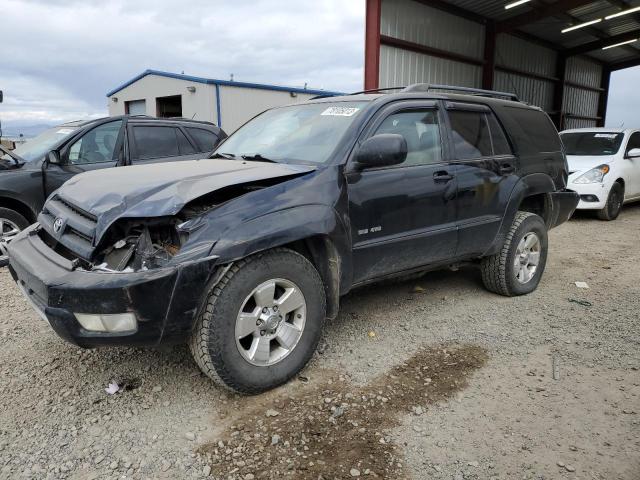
xmin=501 ymin=106 xmax=561 ymax=154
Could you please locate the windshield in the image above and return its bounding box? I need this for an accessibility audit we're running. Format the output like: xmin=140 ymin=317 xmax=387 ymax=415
xmin=560 ymin=132 xmax=624 ymax=156
xmin=0 ymin=125 xmax=81 ymax=162
xmin=216 ymin=102 xmax=367 ymax=164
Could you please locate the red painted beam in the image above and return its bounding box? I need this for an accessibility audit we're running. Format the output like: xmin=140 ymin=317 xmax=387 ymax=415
xmin=364 ymin=0 xmax=382 ymax=90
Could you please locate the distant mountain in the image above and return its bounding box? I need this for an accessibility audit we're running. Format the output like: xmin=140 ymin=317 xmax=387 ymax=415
xmin=0 ymin=124 xmax=54 ymax=139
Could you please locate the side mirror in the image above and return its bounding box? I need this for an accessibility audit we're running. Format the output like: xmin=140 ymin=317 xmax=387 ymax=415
xmin=627 ymin=148 xmax=640 ymax=159
xmin=355 ymin=134 xmax=407 ymax=169
xmin=46 ymin=150 xmax=62 ymax=165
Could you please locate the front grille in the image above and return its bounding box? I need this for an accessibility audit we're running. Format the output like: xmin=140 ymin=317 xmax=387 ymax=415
xmin=38 ymin=195 xmax=98 ymax=260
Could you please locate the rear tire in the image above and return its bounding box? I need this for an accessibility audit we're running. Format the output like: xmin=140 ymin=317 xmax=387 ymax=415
xmin=596 ymin=182 xmax=623 ymax=221
xmin=189 ymin=248 xmax=326 ymax=394
xmin=481 ymin=211 xmax=548 ymax=297
xmin=0 ymin=208 xmax=29 ymax=268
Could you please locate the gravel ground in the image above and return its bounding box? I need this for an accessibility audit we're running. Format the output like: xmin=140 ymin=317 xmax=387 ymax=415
xmin=1 ymin=205 xmax=639 ymax=480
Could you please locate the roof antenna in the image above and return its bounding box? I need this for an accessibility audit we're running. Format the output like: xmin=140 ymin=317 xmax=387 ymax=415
xmin=181 ymin=70 xmax=184 ymax=75
xmin=304 ymin=82 xmax=308 ymax=90
xmin=620 ymin=121 xmax=625 ymax=128
xmin=230 ymin=73 xmax=234 ymax=81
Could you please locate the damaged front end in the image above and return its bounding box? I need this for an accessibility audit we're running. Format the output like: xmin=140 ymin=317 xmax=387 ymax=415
xmin=93 ymin=219 xmax=183 ymax=272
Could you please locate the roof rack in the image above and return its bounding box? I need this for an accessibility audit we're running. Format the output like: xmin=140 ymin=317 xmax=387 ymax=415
xmin=401 ymin=84 xmax=520 ymax=102
xmin=309 ymin=86 xmax=405 ymax=100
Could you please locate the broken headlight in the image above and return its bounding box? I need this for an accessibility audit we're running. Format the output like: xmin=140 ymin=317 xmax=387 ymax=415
xmin=94 ymin=222 xmax=182 ymax=272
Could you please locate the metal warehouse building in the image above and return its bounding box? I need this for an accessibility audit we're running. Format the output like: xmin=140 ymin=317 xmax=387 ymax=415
xmin=106 ymin=70 xmax=341 ymax=132
xmin=365 ymin=0 xmax=640 ymax=130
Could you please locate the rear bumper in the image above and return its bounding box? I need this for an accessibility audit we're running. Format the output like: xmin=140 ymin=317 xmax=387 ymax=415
xmin=8 ymin=225 xmax=217 ymax=348
xmin=548 ymin=189 xmax=580 ymax=228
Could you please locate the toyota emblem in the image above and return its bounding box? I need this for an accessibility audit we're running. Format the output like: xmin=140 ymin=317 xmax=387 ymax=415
xmin=53 ymin=217 xmax=64 ymax=234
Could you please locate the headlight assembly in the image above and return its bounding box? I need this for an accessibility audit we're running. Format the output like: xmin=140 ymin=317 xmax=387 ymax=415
xmin=573 ymin=164 xmax=610 ymax=184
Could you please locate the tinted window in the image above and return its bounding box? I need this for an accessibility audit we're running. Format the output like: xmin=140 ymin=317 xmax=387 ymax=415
xmin=448 ymin=110 xmax=493 ymax=159
xmin=133 ymin=126 xmax=180 ymax=160
xmin=503 ymin=107 xmax=561 ymax=154
xmin=68 ymin=120 xmax=122 ymax=165
xmin=176 ymin=129 xmax=197 ymax=155
xmin=487 ymin=114 xmax=512 ymax=155
xmin=560 ymin=132 xmax=624 ymax=156
xmin=374 ymin=109 xmax=443 ymax=166
xmin=186 ymin=128 xmax=219 ymax=153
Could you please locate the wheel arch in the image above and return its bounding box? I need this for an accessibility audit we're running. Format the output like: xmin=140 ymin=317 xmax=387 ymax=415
xmin=0 ymin=195 xmax=38 ymax=224
xmin=484 ymin=173 xmax=556 ymax=257
xmin=210 ymin=205 xmax=352 ymax=320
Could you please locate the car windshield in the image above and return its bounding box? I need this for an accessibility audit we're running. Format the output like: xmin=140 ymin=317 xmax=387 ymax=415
xmin=215 ymin=102 xmax=367 ymax=164
xmin=0 ymin=125 xmax=81 ymax=163
xmin=560 ymin=132 xmax=624 ymax=156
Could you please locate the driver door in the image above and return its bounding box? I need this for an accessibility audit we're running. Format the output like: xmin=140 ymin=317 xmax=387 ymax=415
xmin=43 ymin=120 xmax=124 ymax=198
xmin=347 ymin=101 xmax=458 ymax=284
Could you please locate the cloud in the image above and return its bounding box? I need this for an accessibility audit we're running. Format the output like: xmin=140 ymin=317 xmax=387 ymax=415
xmin=0 ymin=0 xmax=365 ymax=129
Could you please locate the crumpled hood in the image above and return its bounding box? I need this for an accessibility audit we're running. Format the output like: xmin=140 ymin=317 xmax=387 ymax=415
xmin=567 ymin=155 xmax=615 ymax=175
xmin=54 ymin=159 xmax=315 ymax=240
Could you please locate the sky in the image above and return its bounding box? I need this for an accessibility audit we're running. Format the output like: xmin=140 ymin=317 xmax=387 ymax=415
xmin=0 ymin=0 xmax=365 ymax=134
xmin=605 ymin=67 xmax=640 ymax=128
xmin=0 ymin=0 xmax=639 ymax=135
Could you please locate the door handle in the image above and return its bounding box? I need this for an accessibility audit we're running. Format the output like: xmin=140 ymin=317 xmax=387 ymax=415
xmin=433 ymin=170 xmax=454 ymax=182
xmin=499 ymin=163 xmax=515 ymax=175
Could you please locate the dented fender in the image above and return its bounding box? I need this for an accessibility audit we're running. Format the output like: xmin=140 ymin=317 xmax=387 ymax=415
xmin=211 ymin=204 xmax=351 ymax=265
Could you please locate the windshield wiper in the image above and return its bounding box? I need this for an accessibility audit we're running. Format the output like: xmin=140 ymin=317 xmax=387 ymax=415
xmin=241 ymin=154 xmax=277 ymax=163
xmin=209 ymin=152 xmax=237 ymax=160
xmin=0 ymin=144 xmax=25 ymax=166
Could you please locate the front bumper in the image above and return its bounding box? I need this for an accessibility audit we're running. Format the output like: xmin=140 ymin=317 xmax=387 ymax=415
xmin=8 ymin=226 xmax=218 ymax=348
xmin=566 ymin=181 xmax=609 ymax=210
xmin=548 ymin=189 xmax=580 ymax=228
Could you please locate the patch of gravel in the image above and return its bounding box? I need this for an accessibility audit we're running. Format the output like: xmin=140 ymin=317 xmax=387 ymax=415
xmin=1 ymin=205 xmax=639 ymax=479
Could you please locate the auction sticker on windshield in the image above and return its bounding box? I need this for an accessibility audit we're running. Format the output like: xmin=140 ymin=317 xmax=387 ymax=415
xmin=321 ymin=107 xmax=360 ymax=117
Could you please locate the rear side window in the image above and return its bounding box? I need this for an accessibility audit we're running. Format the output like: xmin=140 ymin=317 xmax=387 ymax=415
xmin=448 ymin=110 xmax=493 ymax=159
xmin=502 ymin=107 xmax=561 ymax=154
xmin=487 ymin=114 xmax=512 ymax=155
xmin=186 ymin=128 xmax=219 ymax=153
xmin=132 ymin=126 xmax=181 ymax=160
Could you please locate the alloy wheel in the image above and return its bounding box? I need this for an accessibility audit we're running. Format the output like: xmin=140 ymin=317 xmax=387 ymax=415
xmin=0 ymin=218 xmax=21 ymax=265
xmin=235 ymin=278 xmax=307 ymax=366
xmin=513 ymin=232 xmax=541 ymax=284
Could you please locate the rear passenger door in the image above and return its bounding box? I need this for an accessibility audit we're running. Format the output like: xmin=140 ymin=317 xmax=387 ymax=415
xmin=347 ymin=101 xmax=458 ymax=284
xmin=445 ymin=103 xmax=519 ymax=257
xmin=128 ymin=124 xmax=202 ymax=165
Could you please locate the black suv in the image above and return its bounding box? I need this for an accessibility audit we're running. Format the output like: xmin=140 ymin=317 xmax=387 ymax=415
xmin=8 ymin=85 xmax=578 ymax=394
xmin=0 ymin=116 xmax=226 ymax=265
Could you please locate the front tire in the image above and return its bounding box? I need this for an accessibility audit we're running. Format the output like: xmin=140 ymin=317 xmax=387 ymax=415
xmin=481 ymin=211 xmax=548 ymax=297
xmin=189 ymin=248 xmax=326 ymax=394
xmin=596 ymin=182 xmax=623 ymax=221
xmin=0 ymin=208 xmax=29 ymax=267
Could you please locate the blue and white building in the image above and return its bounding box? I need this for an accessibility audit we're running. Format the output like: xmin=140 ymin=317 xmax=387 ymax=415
xmin=107 ymin=69 xmax=342 ymax=132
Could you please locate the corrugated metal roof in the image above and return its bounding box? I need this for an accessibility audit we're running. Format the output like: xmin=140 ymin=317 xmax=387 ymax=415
xmin=439 ymin=0 xmax=640 ymax=67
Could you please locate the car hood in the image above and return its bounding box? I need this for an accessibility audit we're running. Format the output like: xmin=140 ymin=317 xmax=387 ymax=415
xmin=566 ymin=155 xmax=615 ymax=175
xmin=54 ymin=159 xmax=316 ymax=240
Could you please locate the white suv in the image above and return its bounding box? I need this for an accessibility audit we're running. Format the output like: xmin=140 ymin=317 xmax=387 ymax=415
xmin=560 ymin=128 xmax=640 ymax=220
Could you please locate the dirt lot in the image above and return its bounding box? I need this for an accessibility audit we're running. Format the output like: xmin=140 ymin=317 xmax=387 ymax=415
xmin=1 ymin=205 xmax=639 ymax=480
